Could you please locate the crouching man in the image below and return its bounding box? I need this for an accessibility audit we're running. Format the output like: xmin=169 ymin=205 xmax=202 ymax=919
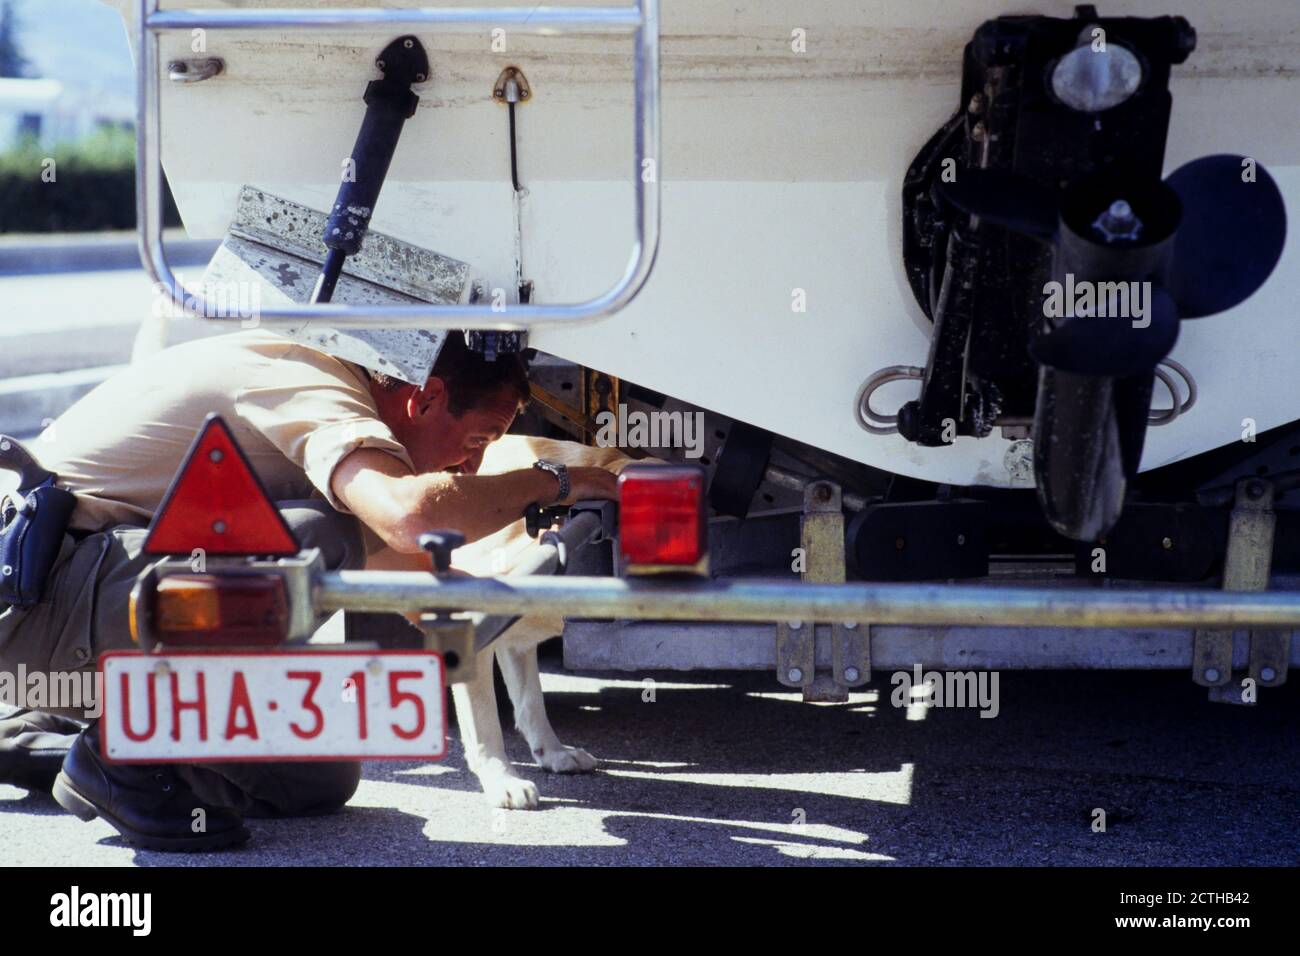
xmin=0 ymin=329 xmax=617 ymax=850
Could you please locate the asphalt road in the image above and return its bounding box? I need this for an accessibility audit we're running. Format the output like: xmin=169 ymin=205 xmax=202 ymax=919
xmin=3 ymin=655 xmax=1298 ymax=867
xmin=0 ymin=263 xmax=229 ymax=438
xmin=0 ymin=268 xmax=221 ymax=378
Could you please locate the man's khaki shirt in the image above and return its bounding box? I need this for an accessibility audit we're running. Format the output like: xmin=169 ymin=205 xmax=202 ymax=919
xmin=36 ymin=329 xmax=414 ymax=541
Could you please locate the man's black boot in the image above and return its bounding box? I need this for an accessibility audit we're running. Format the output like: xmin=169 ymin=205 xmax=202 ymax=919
xmin=0 ymin=706 xmax=83 ymax=792
xmin=52 ymin=724 xmax=251 ymax=851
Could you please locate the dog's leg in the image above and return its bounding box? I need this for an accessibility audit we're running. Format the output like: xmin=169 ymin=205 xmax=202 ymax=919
xmin=451 ymin=651 xmax=540 ymax=810
xmin=496 ymin=634 xmax=597 ymax=774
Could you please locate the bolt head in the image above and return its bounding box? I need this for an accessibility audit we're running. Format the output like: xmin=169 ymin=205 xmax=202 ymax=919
xmin=788 ymin=619 xmax=803 ymax=630
xmin=787 ymin=667 xmax=804 ymax=683
xmin=208 ymin=448 xmax=224 ymax=463
xmin=844 ymin=621 xmax=858 ymax=630
xmin=1091 ymin=198 xmax=1143 ymax=243
xmin=1108 ymin=199 xmax=1134 ymax=220
xmin=844 ymin=667 xmax=861 ymax=683
xmin=1204 ymin=667 xmax=1221 ymax=683
xmin=212 ymin=520 xmax=227 ymax=534
xmin=1161 ymin=536 xmax=1174 ymax=550
xmin=1260 ymin=666 xmax=1277 ymax=682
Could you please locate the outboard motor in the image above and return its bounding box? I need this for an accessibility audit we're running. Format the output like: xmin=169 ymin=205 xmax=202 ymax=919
xmin=890 ymin=5 xmax=1287 ymax=540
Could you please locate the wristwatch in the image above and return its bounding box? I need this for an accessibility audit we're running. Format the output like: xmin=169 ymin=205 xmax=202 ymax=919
xmin=532 ymin=459 xmax=570 ymax=504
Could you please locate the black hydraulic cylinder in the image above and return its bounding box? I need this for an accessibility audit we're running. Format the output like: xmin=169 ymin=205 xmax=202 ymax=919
xmin=312 ymin=35 xmax=429 ymax=304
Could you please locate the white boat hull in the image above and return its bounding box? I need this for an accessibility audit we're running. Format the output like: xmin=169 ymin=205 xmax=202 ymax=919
xmin=108 ymin=0 xmax=1300 ymax=487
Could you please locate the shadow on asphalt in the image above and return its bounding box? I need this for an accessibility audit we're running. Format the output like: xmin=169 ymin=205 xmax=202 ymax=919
xmin=7 ymin=663 xmax=1298 ymax=866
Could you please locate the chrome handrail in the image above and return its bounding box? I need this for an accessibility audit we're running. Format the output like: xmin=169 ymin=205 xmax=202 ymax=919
xmin=135 ymin=1 xmax=661 ymax=330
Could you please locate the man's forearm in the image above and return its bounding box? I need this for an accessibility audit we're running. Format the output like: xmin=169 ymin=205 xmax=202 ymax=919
xmin=398 ymin=468 xmax=558 ymax=548
xmin=332 ymin=447 xmax=618 ymax=555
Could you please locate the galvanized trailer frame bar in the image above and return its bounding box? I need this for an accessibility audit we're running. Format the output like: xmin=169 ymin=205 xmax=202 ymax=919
xmin=134 ymin=0 xmax=661 ymax=330
xmin=317 ymin=572 xmax=1300 ymax=630
xmin=561 ymin=618 xmax=1300 ymax=671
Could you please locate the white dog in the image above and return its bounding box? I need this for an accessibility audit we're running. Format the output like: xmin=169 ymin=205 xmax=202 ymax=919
xmin=447 ymin=435 xmax=641 ymax=809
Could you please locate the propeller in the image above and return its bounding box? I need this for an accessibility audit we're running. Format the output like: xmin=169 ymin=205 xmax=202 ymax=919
xmin=936 ymin=154 xmax=1287 ymax=376
xmin=1029 ymin=286 xmax=1181 ymax=378
xmin=937 ymin=154 xmax=1286 ymax=542
xmin=1165 ymin=155 xmax=1287 ymax=318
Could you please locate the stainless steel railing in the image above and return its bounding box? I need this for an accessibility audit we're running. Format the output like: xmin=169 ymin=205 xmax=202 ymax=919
xmin=135 ymin=1 xmax=661 ymax=330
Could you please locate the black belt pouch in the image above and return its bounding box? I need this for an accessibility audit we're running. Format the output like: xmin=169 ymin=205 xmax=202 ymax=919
xmin=1 ymin=477 xmax=77 ymax=606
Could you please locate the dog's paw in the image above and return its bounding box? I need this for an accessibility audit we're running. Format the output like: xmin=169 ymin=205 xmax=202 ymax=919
xmin=535 ymin=744 xmax=598 ymax=774
xmin=481 ymin=772 xmax=541 ymax=810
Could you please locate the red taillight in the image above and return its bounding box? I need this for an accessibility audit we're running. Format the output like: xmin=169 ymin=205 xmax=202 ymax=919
xmin=151 ymin=574 xmax=289 ymax=647
xmin=145 ymin=414 xmax=300 ymax=557
xmin=619 ymin=464 xmax=707 ymax=569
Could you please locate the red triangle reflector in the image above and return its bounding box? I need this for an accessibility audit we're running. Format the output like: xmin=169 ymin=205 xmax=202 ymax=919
xmin=145 ymin=415 xmax=300 ymax=556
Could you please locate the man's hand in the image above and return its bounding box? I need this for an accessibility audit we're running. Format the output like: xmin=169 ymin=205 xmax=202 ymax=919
xmin=553 ymin=466 xmax=620 ymax=506
xmin=331 ymin=449 xmax=620 ymax=554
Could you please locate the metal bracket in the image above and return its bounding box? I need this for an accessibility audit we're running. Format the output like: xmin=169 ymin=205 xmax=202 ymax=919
xmin=525 ymin=503 xmax=571 ymax=539
xmin=417 ymin=613 xmax=476 ymax=685
xmin=135 ymin=0 xmax=661 ymax=331
xmin=492 ymin=66 xmax=532 ymax=104
xmin=583 ymin=369 xmax=621 ymax=432
xmin=1195 ymin=478 xmax=1289 ymax=703
xmin=775 ymin=480 xmax=865 ymax=700
xmin=834 ymin=619 xmax=870 ymax=690
xmin=776 ymin=619 xmax=814 ymax=691
xmin=465 ymin=329 xmax=529 ymax=362
xmin=568 ymin=498 xmax=619 ymax=543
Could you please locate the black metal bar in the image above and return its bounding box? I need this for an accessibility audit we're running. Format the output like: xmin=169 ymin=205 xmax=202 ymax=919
xmin=312 ymin=35 xmax=429 ymax=304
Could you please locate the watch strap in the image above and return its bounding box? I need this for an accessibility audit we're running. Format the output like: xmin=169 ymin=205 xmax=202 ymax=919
xmin=533 ymin=459 xmax=569 ymax=503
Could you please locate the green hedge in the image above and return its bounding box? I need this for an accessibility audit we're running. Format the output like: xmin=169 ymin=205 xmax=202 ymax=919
xmin=0 ymin=127 xmax=181 ymax=233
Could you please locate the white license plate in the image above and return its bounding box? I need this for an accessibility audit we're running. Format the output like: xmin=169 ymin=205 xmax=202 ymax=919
xmin=100 ymin=650 xmax=446 ymax=763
